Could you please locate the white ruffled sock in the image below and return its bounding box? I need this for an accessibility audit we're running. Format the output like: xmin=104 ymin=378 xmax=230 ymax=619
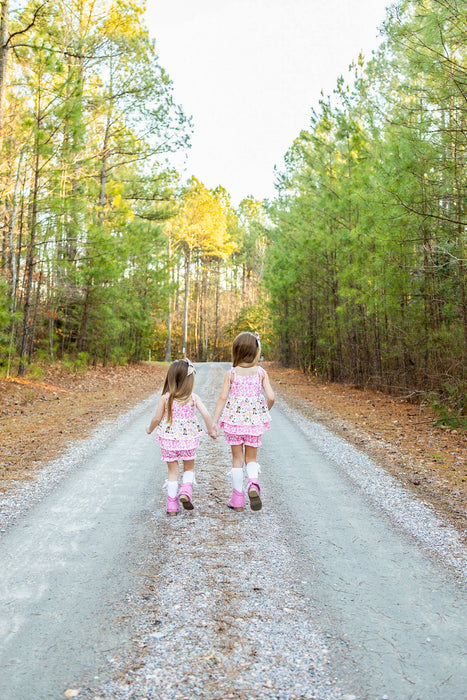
xmin=246 ymin=462 xmax=260 ymax=480
xmin=167 ymin=480 xmax=178 ymax=498
xmin=182 ymin=471 xmax=194 ymax=484
xmin=231 ymin=467 xmax=244 ymax=492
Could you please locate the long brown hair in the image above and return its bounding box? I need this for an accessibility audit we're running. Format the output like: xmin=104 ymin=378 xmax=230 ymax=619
xmin=232 ymin=332 xmax=261 ymax=367
xmin=162 ymin=359 xmax=195 ymax=424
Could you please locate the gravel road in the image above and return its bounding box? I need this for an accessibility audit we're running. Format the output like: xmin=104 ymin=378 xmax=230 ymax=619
xmin=0 ymin=362 xmax=466 ymax=700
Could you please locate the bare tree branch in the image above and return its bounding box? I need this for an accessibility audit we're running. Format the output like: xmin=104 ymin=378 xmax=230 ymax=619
xmin=387 ymin=188 xmax=467 ymax=227
xmin=4 ymin=2 xmax=47 ymax=48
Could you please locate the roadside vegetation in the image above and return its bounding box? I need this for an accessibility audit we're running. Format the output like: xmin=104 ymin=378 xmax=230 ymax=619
xmin=0 ymin=0 xmax=465 ymax=426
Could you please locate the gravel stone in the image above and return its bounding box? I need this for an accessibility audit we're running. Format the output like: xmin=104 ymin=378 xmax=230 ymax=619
xmin=2 ymin=369 xmax=465 ymax=698
xmin=278 ymin=397 xmax=467 ymax=582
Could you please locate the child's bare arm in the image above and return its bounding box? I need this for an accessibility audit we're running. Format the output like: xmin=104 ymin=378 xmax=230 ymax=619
xmin=195 ymin=396 xmax=213 ymax=435
xmin=146 ymin=396 xmax=165 ymax=434
xmin=212 ymin=372 xmax=230 ymax=423
xmin=211 ymin=371 xmax=231 ymax=437
xmin=262 ymin=370 xmax=275 ymax=410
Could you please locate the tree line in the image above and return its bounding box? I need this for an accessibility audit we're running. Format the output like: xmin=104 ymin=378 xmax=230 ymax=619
xmin=1 ymin=0 xmax=465 ymax=419
xmin=265 ymin=0 xmax=466 ymax=417
xmin=0 ymin=1 xmax=267 ymax=374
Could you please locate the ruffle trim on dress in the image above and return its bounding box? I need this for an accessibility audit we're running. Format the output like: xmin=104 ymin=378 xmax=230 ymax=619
xmin=156 ymin=436 xmax=200 ymax=449
xmin=219 ymin=422 xmax=270 ymax=436
xmin=220 ymin=413 xmax=269 ymax=427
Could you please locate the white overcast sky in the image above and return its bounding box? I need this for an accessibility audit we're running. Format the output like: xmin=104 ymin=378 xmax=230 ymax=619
xmin=145 ymin=0 xmax=390 ymax=205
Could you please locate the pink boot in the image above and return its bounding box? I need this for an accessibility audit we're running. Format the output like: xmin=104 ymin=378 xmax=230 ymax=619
xmin=178 ymin=482 xmax=194 ymax=510
xmin=166 ymin=494 xmax=179 ymax=515
xmin=247 ymin=479 xmax=262 ymax=511
xmin=228 ymin=489 xmax=245 ymax=511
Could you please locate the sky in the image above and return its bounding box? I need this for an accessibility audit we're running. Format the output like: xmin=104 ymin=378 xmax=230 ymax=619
xmin=144 ymin=0 xmax=391 ymax=206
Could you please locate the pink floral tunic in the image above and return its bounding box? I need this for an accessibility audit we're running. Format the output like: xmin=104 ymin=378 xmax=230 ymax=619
xmin=220 ymin=366 xmax=271 ymax=437
xmin=155 ymin=394 xmax=204 ymax=453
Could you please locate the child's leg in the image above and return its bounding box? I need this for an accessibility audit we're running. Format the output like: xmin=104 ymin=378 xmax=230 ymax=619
xmin=245 ymin=446 xmax=262 ymax=511
xmin=231 ymin=445 xmax=245 ymax=489
xmin=181 ymin=459 xmax=195 ymax=479
xmin=178 ymin=459 xmax=195 ymax=510
xmin=167 ymin=460 xmax=179 ymax=481
xmin=166 ymin=460 xmax=180 ymax=515
xmin=228 ymin=444 xmax=245 ymax=511
xmin=245 ymin=446 xmax=258 ymax=472
xmin=231 ymin=444 xmax=244 ymax=470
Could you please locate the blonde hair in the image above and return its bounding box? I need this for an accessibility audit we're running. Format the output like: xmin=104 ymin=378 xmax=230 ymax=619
xmin=162 ymin=359 xmax=195 ymax=424
xmin=232 ymin=332 xmax=261 ymax=367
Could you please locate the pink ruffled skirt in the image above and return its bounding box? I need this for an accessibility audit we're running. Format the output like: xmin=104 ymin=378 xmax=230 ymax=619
xmin=157 ymin=435 xmax=199 ymax=463
xmin=223 ymin=431 xmax=263 ymax=447
xmin=160 ymin=446 xmax=196 ymax=462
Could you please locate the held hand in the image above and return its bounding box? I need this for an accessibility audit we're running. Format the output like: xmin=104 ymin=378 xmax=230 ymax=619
xmin=210 ymin=423 xmax=219 ymax=439
xmin=146 ymin=426 xmax=151 ymax=434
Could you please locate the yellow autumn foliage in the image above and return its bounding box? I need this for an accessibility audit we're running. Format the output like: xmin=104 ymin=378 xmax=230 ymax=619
xmin=173 ymin=178 xmax=236 ymax=260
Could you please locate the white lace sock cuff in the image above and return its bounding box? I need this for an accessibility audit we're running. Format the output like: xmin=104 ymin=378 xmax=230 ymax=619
xmin=246 ymin=461 xmax=261 ymax=480
xmin=164 ymin=480 xmax=179 ymax=498
xmin=228 ymin=467 xmax=244 ymax=491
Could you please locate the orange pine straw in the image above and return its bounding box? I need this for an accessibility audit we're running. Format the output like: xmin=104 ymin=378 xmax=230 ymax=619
xmin=3 ymin=376 xmax=68 ymax=393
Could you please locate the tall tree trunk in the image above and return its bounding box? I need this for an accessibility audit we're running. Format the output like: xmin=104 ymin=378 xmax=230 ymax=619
xmin=307 ymin=278 xmax=316 ymax=372
xmin=18 ymin=126 xmax=40 ymax=376
xmin=78 ymin=112 xmax=110 ymax=352
xmin=0 ymin=0 xmax=9 ymax=149
xmin=175 ymin=260 xmax=180 ymax=312
xmin=459 ymin=255 xmax=467 ymax=379
xmin=64 ymin=49 xmax=84 ymax=264
xmin=329 ymin=246 xmax=342 ymax=381
xmin=8 ymin=148 xmax=24 ymax=313
xmin=182 ymin=247 xmax=191 ymax=357
xmin=165 ymin=233 xmax=172 ymax=361
xmin=98 ymin=114 xmax=110 ymax=218
xmin=77 ymin=285 xmax=91 ymax=351
xmin=452 ymin=115 xmax=467 ymax=380
xmin=214 ymin=260 xmax=220 ymax=360
xmin=28 ymin=268 xmax=43 ymax=362
xmin=194 ymin=265 xmax=200 ymax=358
xmin=47 ymin=263 xmax=55 ymax=361
xmin=201 ymin=262 xmax=208 ymax=361
xmin=165 ymin=307 xmax=172 ymax=362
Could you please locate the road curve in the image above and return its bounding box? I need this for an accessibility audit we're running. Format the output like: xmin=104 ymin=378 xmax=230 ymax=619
xmin=0 ymin=362 xmax=465 ymax=699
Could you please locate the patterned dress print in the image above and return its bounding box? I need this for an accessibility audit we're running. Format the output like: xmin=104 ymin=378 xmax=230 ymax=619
xmin=219 ymin=366 xmax=271 ymax=436
xmin=155 ymin=394 xmax=204 ymax=452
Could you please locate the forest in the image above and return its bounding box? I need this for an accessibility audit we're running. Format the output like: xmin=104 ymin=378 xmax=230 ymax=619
xmin=0 ymin=0 xmax=465 ymax=419
xmin=267 ymin=0 xmax=466 ymax=417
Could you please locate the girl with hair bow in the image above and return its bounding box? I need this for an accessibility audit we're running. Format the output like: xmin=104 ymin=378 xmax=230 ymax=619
xmin=211 ymin=332 xmax=275 ymax=512
xmin=147 ymin=358 xmax=213 ymax=515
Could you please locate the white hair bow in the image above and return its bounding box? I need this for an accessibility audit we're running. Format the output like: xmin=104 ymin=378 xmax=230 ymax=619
xmin=254 ymin=331 xmax=261 ymax=350
xmin=185 ymin=357 xmax=196 ymax=375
